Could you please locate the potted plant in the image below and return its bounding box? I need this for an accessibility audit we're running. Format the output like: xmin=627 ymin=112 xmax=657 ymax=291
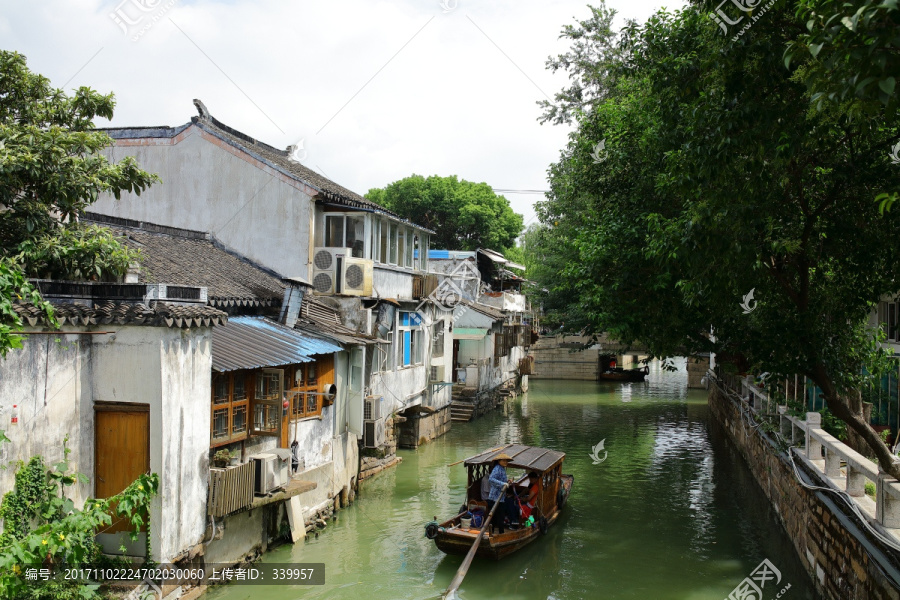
xmin=213 ymin=448 xmax=235 ymax=468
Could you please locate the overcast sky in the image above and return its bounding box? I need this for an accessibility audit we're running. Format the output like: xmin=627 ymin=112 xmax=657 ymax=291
xmin=1 ymin=0 xmax=683 ymax=229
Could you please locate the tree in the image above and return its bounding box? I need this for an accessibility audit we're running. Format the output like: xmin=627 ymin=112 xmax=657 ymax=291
xmin=0 ymin=439 xmax=159 ymax=599
xmin=538 ymin=3 xmax=625 ymax=126
xmin=537 ymin=2 xmax=900 ymax=475
xmin=0 ymin=50 xmax=156 ymax=356
xmin=786 ymin=0 xmax=900 ymax=211
xmin=366 ymin=175 xmax=524 ymax=251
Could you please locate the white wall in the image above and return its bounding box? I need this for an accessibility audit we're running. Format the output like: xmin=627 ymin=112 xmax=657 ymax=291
xmin=0 ymin=332 xmax=94 ymax=503
xmin=0 ymin=325 xmax=213 ymax=564
xmin=373 ymin=265 xmax=415 ymax=300
xmin=91 ymin=127 xmax=313 ymax=279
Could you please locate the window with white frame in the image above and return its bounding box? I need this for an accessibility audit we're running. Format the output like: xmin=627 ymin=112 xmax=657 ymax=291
xmin=389 ymin=222 xmax=398 ymax=265
xmin=323 ymin=214 xmax=366 ymax=258
xmin=880 ymin=301 xmax=900 ymax=342
xmin=432 ymin=322 xmax=445 ymax=358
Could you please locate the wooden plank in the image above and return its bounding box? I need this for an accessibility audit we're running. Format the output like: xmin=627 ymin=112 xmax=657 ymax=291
xmin=285 ymin=496 xmax=305 ymax=543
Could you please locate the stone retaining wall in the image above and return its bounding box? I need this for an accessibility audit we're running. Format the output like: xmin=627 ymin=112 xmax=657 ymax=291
xmin=531 ymin=345 xmax=599 ymax=380
xmin=710 ymin=383 xmax=900 ymax=600
xmin=686 ymin=355 xmax=710 ymax=389
xmin=397 ymin=404 xmax=452 ymax=448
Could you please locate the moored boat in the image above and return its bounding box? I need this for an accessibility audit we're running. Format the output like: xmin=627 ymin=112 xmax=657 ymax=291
xmin=426 ymin=444 xmax=573 ymax=560
xmin=598 ymin=365 xmax=649 ymax=382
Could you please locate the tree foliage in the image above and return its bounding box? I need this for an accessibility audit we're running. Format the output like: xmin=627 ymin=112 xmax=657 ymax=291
xmin=534 ymin=2 xmax=900 ymax=474
xmin=0 ymin=439 xmax=159 ymax=599
xmin=0 ymin=50 xmax=155 ymax=356
xmin=366 ymin=174 xmax=524 ymax=252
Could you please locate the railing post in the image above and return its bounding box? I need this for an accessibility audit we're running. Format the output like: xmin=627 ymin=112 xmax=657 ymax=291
xmin=847 ymin=465 xmax=866 ymax=497
xmin=806 ymin=412 xmax=822 ymax=459
xmin=778 ymin=406 xmax=791 ymax=439
xmin=876 ymin=466 xmax=900 ymax=528
xmin=824 ymin=448 xmax=841 ymax=478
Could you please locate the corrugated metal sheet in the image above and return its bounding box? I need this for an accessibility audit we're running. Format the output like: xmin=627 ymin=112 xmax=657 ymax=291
xmin=212 ymin=316 xmax=342 ymax=372
xmin=428 ymin=249 xmax=477 ymax=260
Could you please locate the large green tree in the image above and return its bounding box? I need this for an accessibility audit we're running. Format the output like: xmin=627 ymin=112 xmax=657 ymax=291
xmin=366 ymin=174 xmax=524 ymax=251
xmin=535 ymin=3 xmax=900 ymax=475
xmin=0 ymin=50 xmax=155 ymax=356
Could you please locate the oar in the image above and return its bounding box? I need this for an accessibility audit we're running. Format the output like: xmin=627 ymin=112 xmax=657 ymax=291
xmin=443 ymin=482 xmax=509 ymax=598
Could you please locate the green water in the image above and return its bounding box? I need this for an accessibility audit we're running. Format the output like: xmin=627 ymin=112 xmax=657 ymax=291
xmin=205 ymin=367 xmax=818 ymax=600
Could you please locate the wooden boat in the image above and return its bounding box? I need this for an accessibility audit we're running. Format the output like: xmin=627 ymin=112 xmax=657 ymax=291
xmin=426 ymin=444 xmax=573 ymax=560
xmin=598 ymin=365 xmax=649 ymax=382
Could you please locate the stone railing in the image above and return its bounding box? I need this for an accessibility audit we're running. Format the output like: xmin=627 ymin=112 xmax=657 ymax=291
xmin=722 ymin=374 xmax=900 ymax=535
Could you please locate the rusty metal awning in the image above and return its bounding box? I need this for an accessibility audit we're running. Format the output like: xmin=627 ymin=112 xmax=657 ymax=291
xmin=463 ymin=444 xmax=566 ymax=473
xmin=212 ymin=316 xmax=342 ymax=372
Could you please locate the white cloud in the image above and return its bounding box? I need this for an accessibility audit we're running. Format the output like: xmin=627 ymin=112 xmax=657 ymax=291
xmin=1 ymin=0 xmax=685 ymax=227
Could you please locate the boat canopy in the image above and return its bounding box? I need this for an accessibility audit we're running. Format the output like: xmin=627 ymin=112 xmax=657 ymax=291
xmin=463 ymin=444 xmax=565 ymax=473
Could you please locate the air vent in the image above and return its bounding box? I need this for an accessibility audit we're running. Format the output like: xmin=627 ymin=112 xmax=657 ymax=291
xmin=314 ymin=249 xmax=334 ymax=270
xmin=313 ymin=272 xmax=333 ymax=293
xmin=345 ymin=264 xmax=364 ymax=289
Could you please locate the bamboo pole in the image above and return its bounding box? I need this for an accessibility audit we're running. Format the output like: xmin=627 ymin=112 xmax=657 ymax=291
xmin=443 ymin=482 xmax=509 ymax=598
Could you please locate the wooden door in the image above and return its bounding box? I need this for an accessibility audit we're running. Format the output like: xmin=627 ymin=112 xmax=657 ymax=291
xmin=452 ymin=340 xmax=460 ymax=382
xmin=95 ymin=403 xmax=150 ymax=533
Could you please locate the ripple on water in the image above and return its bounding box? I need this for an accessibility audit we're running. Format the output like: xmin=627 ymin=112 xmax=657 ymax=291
xmin=204 ymin=363 xmax=818 ymax=600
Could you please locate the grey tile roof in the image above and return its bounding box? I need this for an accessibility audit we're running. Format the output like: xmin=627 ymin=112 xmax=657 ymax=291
xmin=100 ymin=224 xmax=285 ymax=309
xmin=14 ymin=300 xmax=227 ymax=329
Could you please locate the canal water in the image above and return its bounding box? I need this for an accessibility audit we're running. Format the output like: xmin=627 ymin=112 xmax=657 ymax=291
xmin=206 ymin=363 xmax=818 ymax=600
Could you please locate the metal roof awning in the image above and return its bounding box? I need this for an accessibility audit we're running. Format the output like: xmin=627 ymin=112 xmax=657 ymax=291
xmin=463 ymin=444 xmax=566 ymax=473
xmin=212 ymin=316 xmax=342 ymax=372
xmin=453 ymin=327 xmax=488 ymax=340
xmin=459 ymin=299 xmax=505 ymax=321
xmin=477 ymin=248 xmax=525 ymax=272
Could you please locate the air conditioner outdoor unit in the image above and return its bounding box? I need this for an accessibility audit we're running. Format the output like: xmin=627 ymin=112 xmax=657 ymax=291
xmin=251 ymin=453 xmax=284 ymax=495
xmin=342 ymin=257 xmax=373 ymax=297
xmin=312 ymin=247 xmax=343 ymax=295
xmin=363 ymin=418 xmax=386 ymax=448
xmin=429 ymin=365 xmax=445 ymax=383
xmin=364 ymin=396 xmax=385 ymax=421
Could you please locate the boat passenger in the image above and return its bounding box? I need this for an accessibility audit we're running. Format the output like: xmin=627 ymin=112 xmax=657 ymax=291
xmin=487 ymin=453 xmax=513 ymax=534
xmin=520 ymin=472 xmax=540 ymax=520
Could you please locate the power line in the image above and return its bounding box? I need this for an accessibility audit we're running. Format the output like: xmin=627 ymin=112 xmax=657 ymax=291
xmin=492 ymin=189 xmax=549 ymax=195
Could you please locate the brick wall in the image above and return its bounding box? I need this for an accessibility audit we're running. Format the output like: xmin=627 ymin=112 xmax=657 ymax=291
xmin=709 ymin=384 xmax=900 ymax=600
xmin=686 ymin=355 xmax=710 ymax=389
xmin=531 ymin=336 xmax=599 ymax=380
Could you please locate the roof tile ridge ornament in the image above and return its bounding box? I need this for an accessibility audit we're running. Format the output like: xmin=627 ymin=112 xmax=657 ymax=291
xmin=193 ymin=98 xmax=211 ymax=121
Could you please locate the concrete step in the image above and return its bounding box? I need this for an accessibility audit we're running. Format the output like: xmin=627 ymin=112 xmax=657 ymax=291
xmin=450 ymin=401 xmax=475 ymax=423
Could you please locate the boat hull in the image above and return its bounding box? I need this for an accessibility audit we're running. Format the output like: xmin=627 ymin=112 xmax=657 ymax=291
xmin=599 ymin=368 xmax=647 ymax=382
xmin=434 ymin=474 xmax=573 ymax=560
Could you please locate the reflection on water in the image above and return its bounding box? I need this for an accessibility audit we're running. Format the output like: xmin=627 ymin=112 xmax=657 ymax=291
xmin=205 ymin=361 xmax=818 ymax=600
